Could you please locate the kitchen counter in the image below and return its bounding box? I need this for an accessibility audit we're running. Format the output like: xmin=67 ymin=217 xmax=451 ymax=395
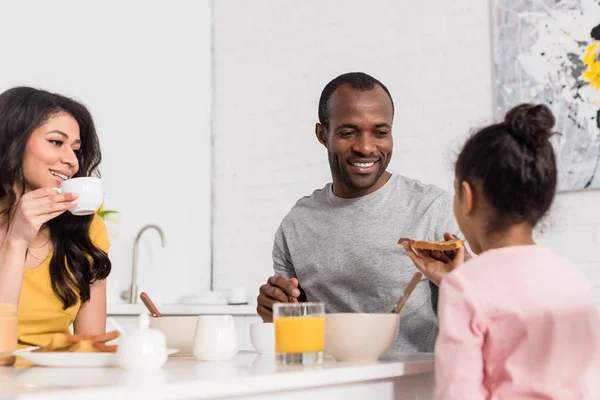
xmin=107 ymin=303 xmax=257 ymax=316
xmin=0 ymin=352 xmax=435 ymax=400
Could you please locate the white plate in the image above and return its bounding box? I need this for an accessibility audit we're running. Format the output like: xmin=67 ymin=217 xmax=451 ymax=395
xmin=17 ymin=348 xmax=179 ymax=368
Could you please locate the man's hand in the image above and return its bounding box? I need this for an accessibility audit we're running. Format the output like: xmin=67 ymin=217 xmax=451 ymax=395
xmin=256 ymin=276 xmax=301 ymax=322
xmin=399 ymin=232 xmax=468 ymax=286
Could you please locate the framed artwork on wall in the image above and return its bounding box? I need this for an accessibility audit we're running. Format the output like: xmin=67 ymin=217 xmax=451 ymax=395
xmin=493 ymin=0 xmax=600 ymax=191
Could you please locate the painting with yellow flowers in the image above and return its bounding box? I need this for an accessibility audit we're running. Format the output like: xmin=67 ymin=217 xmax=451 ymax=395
xmin=493 ymin=0 xmax=600 ymax=191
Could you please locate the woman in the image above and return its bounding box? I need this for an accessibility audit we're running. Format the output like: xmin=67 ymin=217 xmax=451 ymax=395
xmin=0 ymin=86 xmax=111 ymax=347
xmin=402 ymin=104 xmax=600 ymax=398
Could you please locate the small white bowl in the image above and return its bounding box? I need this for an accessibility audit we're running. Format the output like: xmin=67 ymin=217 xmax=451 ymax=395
xmin=325 ymin=313 xmax=400 ymax=362
xmin=149 ymin=316 xmax=199 ymax=356
xmin=250 ymin=322 xmax=274 ymax=354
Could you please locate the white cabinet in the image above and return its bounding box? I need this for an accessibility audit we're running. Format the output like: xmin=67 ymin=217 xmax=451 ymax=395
xmin=107 ymin=315 xmax=262 ymax=352
xmin=106 ymin=315 xmax=140 ymax=333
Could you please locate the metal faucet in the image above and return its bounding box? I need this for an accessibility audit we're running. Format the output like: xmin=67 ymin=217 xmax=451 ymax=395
xmin=120 ymin=224 xmax=167 ymax=304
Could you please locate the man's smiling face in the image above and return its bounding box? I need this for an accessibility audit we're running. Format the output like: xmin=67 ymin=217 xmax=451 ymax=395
xmin=317 ymin=84 xmax=394 ymax=198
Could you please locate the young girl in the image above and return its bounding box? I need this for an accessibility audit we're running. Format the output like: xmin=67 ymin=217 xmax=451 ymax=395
xmin=0 ymin=87 xmax=111 ymax=349
xmin=403 ymin=104 xmax=600 ymax=398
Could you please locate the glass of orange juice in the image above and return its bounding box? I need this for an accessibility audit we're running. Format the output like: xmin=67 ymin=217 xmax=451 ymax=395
xmin=273 ymin=302 xmax=325 ymax=365
xmin=0 ymin=304 xmax=17 ymax=366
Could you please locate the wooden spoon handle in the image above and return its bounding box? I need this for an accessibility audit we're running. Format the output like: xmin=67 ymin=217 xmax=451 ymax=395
xmin=140 ymin=292 xmax=162 ymax=317
xmin=392 ymin=272 xmax=423 ymax=314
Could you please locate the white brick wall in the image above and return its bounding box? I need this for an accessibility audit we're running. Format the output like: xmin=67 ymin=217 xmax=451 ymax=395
xmin=0 ymin=0 xmax=213 ymax=304
xmin=212 ymin=0 xmax=600 ymax=306
xmin=536 ymin=192 xmax=600 ymax=304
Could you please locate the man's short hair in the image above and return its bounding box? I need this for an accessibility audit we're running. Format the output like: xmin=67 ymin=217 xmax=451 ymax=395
xmin=318 ymin=72 xmax=394 ymax=129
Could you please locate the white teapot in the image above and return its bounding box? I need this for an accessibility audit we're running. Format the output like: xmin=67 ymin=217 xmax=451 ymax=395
xmin=193 ymin=315 xmax=237 ymax=361
xmin=117 ymin=313 xmax=168 ymax=370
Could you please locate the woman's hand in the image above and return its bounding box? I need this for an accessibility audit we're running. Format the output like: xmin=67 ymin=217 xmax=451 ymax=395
xmin=399 ymin=233 xmax=468 ymax=286
xmin=6 ymin=188 xmax=78 ymax=245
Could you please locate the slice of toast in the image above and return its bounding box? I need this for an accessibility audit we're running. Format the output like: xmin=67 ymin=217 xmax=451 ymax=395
xmin=36 ymin=330 xmax=121 ymax=353
xmin=65 ymin=341 xmax=117 ymax=353
xmin=398 ymin=238 xmax=464 ymax=251
xmin=66 ymin=340 xmax=101 ymax=353
xmin=46 ymin=330 xmax=120 ymax=349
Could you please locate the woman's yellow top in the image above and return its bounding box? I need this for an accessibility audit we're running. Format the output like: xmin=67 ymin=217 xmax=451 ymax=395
xmin=17 ymin=214 xmax=110 ymax=348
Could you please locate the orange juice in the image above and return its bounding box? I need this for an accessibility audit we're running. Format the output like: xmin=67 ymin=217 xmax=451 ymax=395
xmin=0 ymin=304 xmax=17 ymax=366
xmin=274 ymin=316 xmax=325 ymax=353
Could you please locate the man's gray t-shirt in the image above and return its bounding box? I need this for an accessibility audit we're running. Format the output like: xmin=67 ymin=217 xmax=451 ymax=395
xmin=272 ymin=174 xmax=459 ymax=355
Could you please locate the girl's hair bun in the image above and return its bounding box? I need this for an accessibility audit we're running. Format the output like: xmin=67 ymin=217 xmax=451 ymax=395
xmin=504 ymin=103 xmax=555 ymax=150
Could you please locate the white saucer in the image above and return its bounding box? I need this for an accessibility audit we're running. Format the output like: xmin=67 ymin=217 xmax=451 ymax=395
xmin=17 ymin=348 xmax=179 ymax=367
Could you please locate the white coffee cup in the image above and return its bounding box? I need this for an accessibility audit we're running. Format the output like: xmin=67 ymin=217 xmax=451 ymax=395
xmin=250 ymin=322 xmax=274 ymax=354
xmin=228 ymin=286 xmax=248 ymax=305
xmin=56 ymin=177 xmax=104 ymax=216
xmin=192 ymin=315 xmax=238 ymax=361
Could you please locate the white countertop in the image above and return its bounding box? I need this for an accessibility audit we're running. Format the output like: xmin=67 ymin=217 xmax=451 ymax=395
xmin=107 ymin=303 xmax=257 ymax=316
xmin=0 ymin=352 xmax=434 ymax=400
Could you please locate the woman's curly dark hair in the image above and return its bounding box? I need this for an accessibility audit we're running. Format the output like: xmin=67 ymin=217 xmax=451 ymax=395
xmin=0 ymin=86 xmax=111 ymax=309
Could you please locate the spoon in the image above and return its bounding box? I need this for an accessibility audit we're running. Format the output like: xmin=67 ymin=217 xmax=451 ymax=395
xmin=391 ymin=272 xmax=423 ymax=314
xmin=140 ymin=292 xmax=163 ymax=317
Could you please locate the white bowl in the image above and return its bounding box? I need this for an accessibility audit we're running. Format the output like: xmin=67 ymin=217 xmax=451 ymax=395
xmin=149 ymin=316 xmax=199 ymax=356
xmin=325 ymin=313 xmax=400 ymax=362
xmin=249 ymin=322 xmax=274 ymax=354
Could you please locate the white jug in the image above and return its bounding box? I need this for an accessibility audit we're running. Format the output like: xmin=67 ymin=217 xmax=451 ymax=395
xmin=192 ymin=315 xmax=238 ymax=361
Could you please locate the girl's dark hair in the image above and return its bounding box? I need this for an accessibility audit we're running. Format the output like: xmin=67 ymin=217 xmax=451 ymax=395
xmin=0 ymin=87 xmax=111 ymax=309
xmin=456 ymin=103 xmax=557 ymax=232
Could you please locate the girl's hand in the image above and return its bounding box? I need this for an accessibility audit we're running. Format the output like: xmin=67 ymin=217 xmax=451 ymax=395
xmin=7 ymin=188 xmax=78 ymax=245
xmin=399 ymin=234 xmax=467 ymax=286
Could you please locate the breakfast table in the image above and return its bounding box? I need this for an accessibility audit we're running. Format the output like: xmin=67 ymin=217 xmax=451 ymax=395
xmin=0 ymin=351 xmax=434 ymax=400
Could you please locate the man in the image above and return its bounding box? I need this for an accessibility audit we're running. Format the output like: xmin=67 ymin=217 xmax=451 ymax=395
xmin=256 ymin=72 xmax=460 ymax=354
